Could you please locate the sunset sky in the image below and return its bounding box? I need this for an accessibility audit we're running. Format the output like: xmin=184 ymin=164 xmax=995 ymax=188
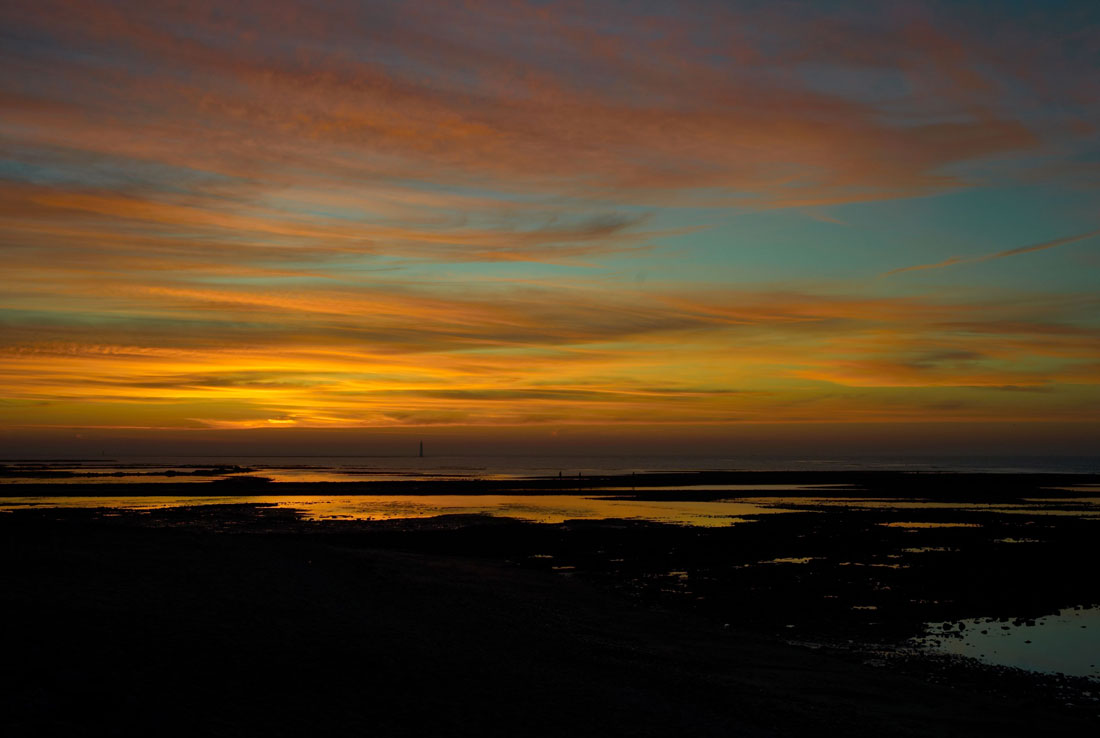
xmin=1 ymin=0 xmax=1098 ymax=456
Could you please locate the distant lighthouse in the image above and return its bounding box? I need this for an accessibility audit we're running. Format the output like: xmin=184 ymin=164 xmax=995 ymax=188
xmin=418 ymin=440 xmax=424 ymax=458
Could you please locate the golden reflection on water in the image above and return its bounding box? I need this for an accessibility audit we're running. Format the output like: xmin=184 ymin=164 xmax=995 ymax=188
xmin=265 ymin=495 xmax=776 ymax=525
xmin=0 ymin=495 xmax=776 ymax=526
xmin=3 ymin=493 xmax=1099 ymax=525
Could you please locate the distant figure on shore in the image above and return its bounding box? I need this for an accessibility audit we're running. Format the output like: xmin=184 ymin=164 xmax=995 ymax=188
xmin=419 ymin=441 xmax=424 ymax=458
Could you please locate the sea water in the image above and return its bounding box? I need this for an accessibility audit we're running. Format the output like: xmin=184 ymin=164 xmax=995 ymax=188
xmin=2 ymin=453 xmax=1097 ymax=484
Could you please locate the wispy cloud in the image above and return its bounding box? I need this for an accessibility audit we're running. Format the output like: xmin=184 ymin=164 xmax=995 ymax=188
xmin=0 ymin=0 xmax=1065 ymax=212
xmin=982 ymin=230 xmax=1100 ymax=262
xmin=882 ymin=230 xmax=1100 ymax=277
xmin=2 ymin=276 xmax=1098 ymax=429
xmin=1 ymin=1 xmax=1098 ymax=437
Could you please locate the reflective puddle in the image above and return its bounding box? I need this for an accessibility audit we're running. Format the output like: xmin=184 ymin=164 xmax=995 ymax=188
xmin=0 ymin=494 xmax=781 ymax=526
xmin=912 ymin=606 xmax=1100 ymax=678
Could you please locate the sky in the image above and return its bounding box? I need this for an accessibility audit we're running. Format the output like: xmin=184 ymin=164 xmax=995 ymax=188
xmin=1 ymin=0 xmax=1098 ymax=456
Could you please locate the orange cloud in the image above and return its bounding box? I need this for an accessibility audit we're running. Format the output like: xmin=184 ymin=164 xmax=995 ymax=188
xmin=1 ymin=1 xmax=1097 ymax=439
xmin=0 ymin=0 xmax=1055 ymax=210
xmin=2 ymin=274 xmax=1097 ymax=430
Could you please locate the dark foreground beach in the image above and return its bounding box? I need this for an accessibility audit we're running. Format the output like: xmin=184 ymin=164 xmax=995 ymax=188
xmin=3 ymin=471 xmax=1099 ymax=736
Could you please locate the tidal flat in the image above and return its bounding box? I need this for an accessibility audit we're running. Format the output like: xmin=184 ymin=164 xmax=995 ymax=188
xmin=2 ymin=471 xmax=1098 ymax=736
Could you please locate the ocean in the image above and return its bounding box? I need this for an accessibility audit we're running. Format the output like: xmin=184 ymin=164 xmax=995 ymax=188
xmin=2 ymin=453 xmax=1098 ymax=484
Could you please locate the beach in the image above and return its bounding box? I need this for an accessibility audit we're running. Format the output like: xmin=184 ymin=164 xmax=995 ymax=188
xmin=6 ymin=1 xmax=1099 ymax=733
xmin=3 ymin=471 xmax=1099 ymax=736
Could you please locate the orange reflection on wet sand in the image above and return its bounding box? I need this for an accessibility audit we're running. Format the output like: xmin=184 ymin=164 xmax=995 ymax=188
xmin=0 ymin=495 xmax=779 ymax=526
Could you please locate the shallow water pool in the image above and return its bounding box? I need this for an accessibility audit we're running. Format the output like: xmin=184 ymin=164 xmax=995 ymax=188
xmin=912 ymin=606 xmax=1100 ymax=679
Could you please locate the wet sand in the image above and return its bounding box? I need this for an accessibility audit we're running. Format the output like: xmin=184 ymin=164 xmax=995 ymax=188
xmin=3 ymin=483 xmax=1098 ymax=737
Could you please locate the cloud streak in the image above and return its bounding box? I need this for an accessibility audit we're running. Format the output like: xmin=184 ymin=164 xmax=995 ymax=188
xmin=2 ymin=275 xmax=1098 ymax=430
xmin=883 ymin=230 xmax=1100 ymax=277
xmin=1 ymin=1 xmax=1098 ymax=439
xmin=0 ymin=0 xmax=1068 ymax=211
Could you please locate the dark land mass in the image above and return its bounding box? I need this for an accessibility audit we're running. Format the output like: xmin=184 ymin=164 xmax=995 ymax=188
xmin=2 ymin=469 xmax=1099 ymax=499
xmin=2 ymin=510 xmax=1100 ymax=734
xmin=0 ymin=466 xmax=256 ymax=480
xmin=3 ymin=479 xmax=1099 ymax=737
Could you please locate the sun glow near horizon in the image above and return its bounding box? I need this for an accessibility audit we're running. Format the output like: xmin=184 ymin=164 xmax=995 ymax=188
xmin=1 ymin=0 xmax=1098 ymax=454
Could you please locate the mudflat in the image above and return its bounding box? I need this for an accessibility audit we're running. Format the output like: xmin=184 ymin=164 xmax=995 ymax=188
xmin=2 ymin=498 xmax=1096 ymax=737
